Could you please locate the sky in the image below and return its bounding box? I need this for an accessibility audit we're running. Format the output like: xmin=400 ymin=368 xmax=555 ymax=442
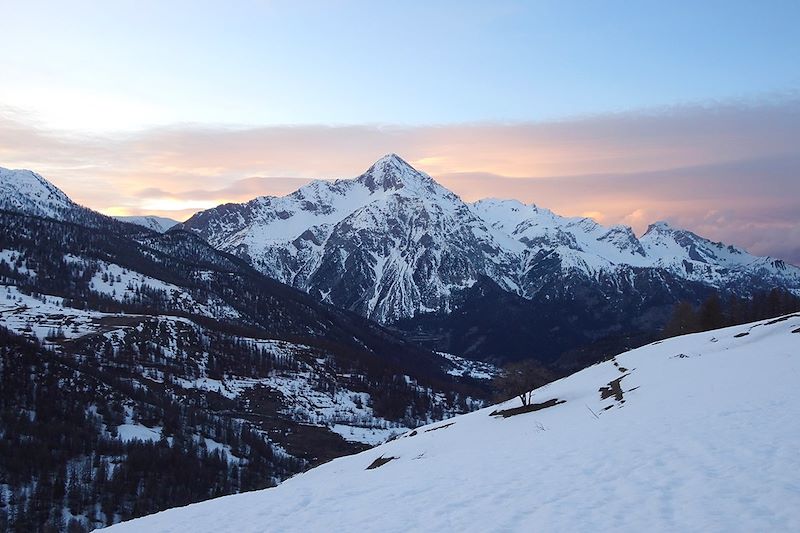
xmin=1 ymin=0 xmax=799 ymax=262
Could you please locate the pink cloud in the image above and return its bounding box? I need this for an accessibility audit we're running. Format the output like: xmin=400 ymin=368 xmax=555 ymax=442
xmin=0 ymin=99 xmax=798 ymax=263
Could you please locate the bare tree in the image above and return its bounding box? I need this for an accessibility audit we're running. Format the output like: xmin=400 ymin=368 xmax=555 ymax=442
xmin=493 ymin=360 xmax=554 ymax=406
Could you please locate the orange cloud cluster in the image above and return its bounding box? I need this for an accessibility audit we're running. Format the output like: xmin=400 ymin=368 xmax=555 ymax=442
xmin=1 ymin=99 xmax=799 ymax=263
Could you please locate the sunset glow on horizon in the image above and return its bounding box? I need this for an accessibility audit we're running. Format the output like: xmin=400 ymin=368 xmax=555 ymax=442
xmin=1 ymin=1 xmax=798 ymax=263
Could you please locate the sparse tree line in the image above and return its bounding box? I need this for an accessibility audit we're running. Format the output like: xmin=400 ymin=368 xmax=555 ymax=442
xmin=491 ymin=288 xmax=800 ymax=407
xmin=661 ymin=288 xmax=800 ymax=339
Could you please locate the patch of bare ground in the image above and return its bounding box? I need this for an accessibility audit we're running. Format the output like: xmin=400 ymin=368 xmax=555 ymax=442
xmin=366 ymin=456 xmax=397 ymax=470
xmin=277 ymin=421 xmax=368 ymax=466
xmin=750 ymin=314 xmax=800 ymax=330
xmin=490 ymin=398 xmax=565 ymax=418
xmin=424 ymin=422 xmax=455 ymax=433
xmin=734 ymin=332 xmax=749 ymax=338
xmin=763 ymin=314 xmax=800 ymax=326
xmin=792 ymin=327 xmax=800 ymax=334
xmin=599 ymin=373 xmax=630 ymax=404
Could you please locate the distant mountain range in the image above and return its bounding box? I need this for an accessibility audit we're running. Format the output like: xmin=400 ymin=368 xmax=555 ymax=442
xmin=3 ymin=159 xmax=799 ymax=365
xmin=177 ymin=155 xmax=800 ymax=363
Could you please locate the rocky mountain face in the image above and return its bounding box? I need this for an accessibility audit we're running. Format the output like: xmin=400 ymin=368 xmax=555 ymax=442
xmin=181 ymin=155 xmax=800 ymax=363
xmin=183 ymin=155 xmax=516 ymax=323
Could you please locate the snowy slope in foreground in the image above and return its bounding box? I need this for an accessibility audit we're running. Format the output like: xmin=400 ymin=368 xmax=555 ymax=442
xmin=107 ymin=315 xmax=800 ymax=532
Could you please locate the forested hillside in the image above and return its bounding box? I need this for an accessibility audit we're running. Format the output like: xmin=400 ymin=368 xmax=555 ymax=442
xmin=0 ymin=210 xmax=485 ymax=532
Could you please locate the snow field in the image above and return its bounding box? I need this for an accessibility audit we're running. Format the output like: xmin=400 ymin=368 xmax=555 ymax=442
xmin=107 ymin=314 xmax=800 ymax=532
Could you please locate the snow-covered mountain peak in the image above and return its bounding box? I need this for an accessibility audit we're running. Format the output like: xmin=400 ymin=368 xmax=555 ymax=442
xmin=358 ymin=153 xmax=438 ymax=193
xmin=598 ymin=224 xmax=646 ymax=256
xmin=369 ymin=153 xmax=417 ymax=175
xmin=182 ymin=156 xmax=800 ymax=322
xmin=375 ymin=152 xmax=406 ymax=166
xmin=643 ymin=220 xmax=678 ymax=235
xmin=182 ymin=155 xmax=516 ymax=321
xmin=641 ymin=221 xmax=730 ymax=256
xmin=0 ymin=166 xmax=76 ymax=218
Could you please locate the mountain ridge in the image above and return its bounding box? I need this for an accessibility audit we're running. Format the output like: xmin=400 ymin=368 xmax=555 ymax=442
xmin=180 ymin=154 xmax=517 ymax=322
xmin=179 ymin=155 xmax=800 ymax=325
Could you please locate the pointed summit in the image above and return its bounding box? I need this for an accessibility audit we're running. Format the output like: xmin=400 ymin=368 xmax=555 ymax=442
xmin=373 ymin=153 xmax=414 ymax=171
xmin=376 ymin=152 xmax=405 ymax=164
xmin=359 ymin=154 xmax=435 ymax=192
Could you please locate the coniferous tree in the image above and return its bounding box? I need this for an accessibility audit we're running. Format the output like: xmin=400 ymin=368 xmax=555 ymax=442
xmin=662 ymin=301 xmax=699 ymax=338
xmin=699 ymin=294 xmax=724 ymax=331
